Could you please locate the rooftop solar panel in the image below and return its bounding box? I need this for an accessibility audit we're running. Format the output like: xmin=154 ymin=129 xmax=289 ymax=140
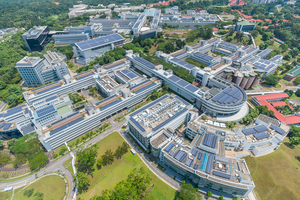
xmin=3 ymin=123 xmax=12 ymax=130
xmin=135 ymin=57 xmax=156 ymax=69
xmin=101 ymin=99 xmax=122 ymax=111
xmin=253 ymin=132 xmax=269 ymax=140
xmin=169 ymin=75 xmax=181 ymax=83
xmin=35 ymin=105 xmax=56 ymax=118
xmin=242 ymin=128 xmax=256 ymax=135
xmin=133 ymin=22 xmax=141 ymax=29
xmin=50 ymin=117 xmax=84 ymax=136
xmin=178 ymin=80 xmax=189 ymax=87
xmin=179 ymin=153 xmax=187 ymax=162
xmin=193 ymin=164 xmax=199 ymax=170
xmin=3 ymin=105 xmax=25 ymax=117
xmin=130 ymin=117 xmax=146 ymax=132
xmin=206 ymin=155 xmax=214 ymax=174
xmin=194 ymin=52 xmax=213 ymax=61
xmin=0 ymin=123 xmax=6 ymax=129
xmin=191 ymin=149 xmax=198 ymax=156
xmin=135 ymin=83 xmax=157 ymax=94
xmin=185 ymin=158 xmax=193 ymax=167
xmin=270 ymin=124 xmax=285 ymax=135
xmin=169 ymin=150 xmax=175 ymax=156
xmin=213 ymin=171 xmax=231 ymax=179
xmin=165 ymin=143 xmax=174 ymax=152
xmin=253 ymin=125 xmax=268 ymax=132
xmin=126 ymin=72 xmax=137 ymax=79
xmin=211 ymin=136 xmax=218 ymax=148
xmin=46 ymin=96 xmax=57 ymax=102
xmin=185 ymin=84 xmax=198 ymax=93
xmin=175 ymin=150 xmax=183 ymax=160
xmin=197 ymin=152 xmax=203 ymax=160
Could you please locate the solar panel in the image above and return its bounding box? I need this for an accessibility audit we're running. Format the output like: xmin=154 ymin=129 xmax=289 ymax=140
xmin=36 ymin=105 xmax=56 ymax=118
xmin=101 ymin=99 xmax=122 ymax=111
xmin=169 ymin=75 xmax=181 ymax=83
xmin=133 ymin=22 xmax=141 ymax=29
xmin=121 ymin=69 xmax=130 ymax=74
xmin=185 ymin=84 xmax=198 ymax=93
xmin=46 ymin=96 xmax=57 ymax=102
xmin=135 ymin=57 xmax=156 ymax=69
xmin=175 ymin=150 xmax=183 ymax=160
xmin=135 ymin=83 xmax=157 ymax=94
xmin=185 ymin=158 xmax=193 ymax=167
xmin=37 ymin=85 xmax=61 ymax=95
xmin=191 ymin=149 xmax=198 ymax=156
xmin=0 ymin=123 xmax=6 ymax=129
xmin=206 ymin=155 xmax=214 ymax=174
xmin=193 ymin=164 xmax=199 ymax=170
xmin=174 ymin=96 xmax=190 ymax=105
xmin=77 ymin=73 xmax=94 ymax=80
xmin=253 ymin=125 xmax=268 ymax=132
xmin=3 ymin=105 xmax=26 ymax=117
xmin=253 ymin=132 xmax=269 ymax=140
xmin=169 ymin=151 xmax=175 ymax=156
xmin=165 ymin=143 xmax=174 ymax=152
xmin=242 ymin=128 xmax=256 ymax=135
xmin=213 ymin=171 xmax=231 ymax=179
xmin=177 ymin=80 xmax=189 ymax=87
xmin=197 ymin=152 xmax=203 ymax=160
xmin=215 ymin=156 xmax=230 ymax=163
xmin=50 ymin=117 xmax=84 ymax=136
xmin=179 ymin=153 xmax=187 ymax=162
xmin=130 ymin=118 xmax=146 ymax=132
xmin=211 ymin=136 xmax=218 ymax=148
xmin=270 ymin=124 xmax=285 ymax=135
xmin=194 ymin=52 xmax=213 ymax=61
xmin=126 ymin=73 xmax=137 ymax=79
xmin=3 ymin=123 xmax=12 ymax=130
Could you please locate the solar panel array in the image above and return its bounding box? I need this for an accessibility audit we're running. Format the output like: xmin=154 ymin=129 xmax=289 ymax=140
xmin=269 ymin=55 xmax=282 ymax=62
xmin=152 ymin=108 xmax=187 ymax=132
xmin=3 ymin=123 xmax=11 ymax=130
xmin=242 ymin=127 xmax=256 ymax=135
xmin=270 ymin=124 xmax=285 ymax=135
xmin=264 ymin=63 xmax=276 ymax=72
xmin=203 ymin=134 xmax=218 ymax=148
xmin=165 ymin=143 xmax=174 ymax=152
xmin=135 ymin=83 xmax=157 ymax=94
xmin=153 ymin=19 xmax=158 ymax=24
xmin=76 ymin=33 xmax=124 ymax=51
xmin=133 ymin=22 xmax=141 ymax=29
xmin=101 ymin=99 xmax=122 ymax=111
xmin=254 ymin=125 xmax=268 ymax=132
xmin=211 ymin=87 xmax=242 ymax=105
xmin=253 ymin=132 xmax=269 ymax=140
xmin=185 ymin=158 xmax=193 ymax=167
xmin=37 ymin=85 xmax=61 ymax=95
xmin=105 ymin=62 xmax=126 ymax=70
xmin=50 ymin=117 xmax=84 ymax=136
xmin=169 ymin=150 xmax=175 ymax=156
xmin=170 ymin=57 xmax=195 ymax=70
xmin=3 ymin=105 xmax=25 ymax=117
xmin=174 ymin=52 xmax=187 ymax=58
xmin=257 ymin=48 xmax=272 ymax=58
xmin=32 ymin=81 xmax=59 ymax=91
xmin=46 ymin=96 xmax=57 ymax=102
xmin=206 ymin=155 xmax=214 ymax=174
xmin=193 ymin=164 xmax=199 ymax=170
xmin=194 ymin=52 xmax=214 ymax=61
xmin=36 ymin=105 xmax=56 ymax=118
xmin=168 ymin=75 xmax=199 ymax=93
xmin=191 ymin=149 xmax=198 ymax=156
xmin=215 ymin=155 xmax=230 ymax=163
xmin=120 ymin=69 xmax=139 ymax=80
xmin=179 ymin=153 xmax=187 ymax=162
xmin=213 ymin=171 xmax=231 ymax=179
xmin=0 ymin=123 xmax=6 ymax=129
xmin=135 ymin=57 xmax=156 ymax=69
xmin=77 ymin=73 xmax=94 ymax=80
xmin=130 ymin=117 xmax=146 ymax=132
xmin=253 ymin=59 xmax=272 ymax=70
xmin=197 ymin=152 xmax=203 ymax=160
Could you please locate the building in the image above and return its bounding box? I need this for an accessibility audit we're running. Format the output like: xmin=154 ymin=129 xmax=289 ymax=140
xmin=235 ymin=21 xmax=256 ymax=32
xmin=164 ymin=6 xmax=179 ymax=14
xmin=283 ymin=66 xmax=300 ymax=81
xmin=127 ymin=94 xmax=193 ymax=149
xmin=22 ymin=26 xmax=51 ymax=52
xmin=72 ymin=33 xmax=125 ymax=65
xmin=53 ymin=33 xmax=90 ymax=46
xmin=16 ymin=51 xmax=70 ymax=87
xmin=252 ymin=0 xmax=277 ymax=3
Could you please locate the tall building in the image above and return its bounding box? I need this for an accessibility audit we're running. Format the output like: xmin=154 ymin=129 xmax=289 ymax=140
xmin=22 ymin=26 xmax=50 ymax=52
xmin=16 ymin=51 xmax=70 ymax=87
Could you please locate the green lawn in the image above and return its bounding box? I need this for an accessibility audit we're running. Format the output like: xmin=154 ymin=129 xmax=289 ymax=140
xmin=254 ymin=34 xmax=280 ymax=50
xmin=77 ymin=131 xmax=176 ymax=200
xmin=0 ymin=190 xmax=13 ymax=199
xmin=244 ymin=138 xmax=300 ymax=200
xmin=289 ymin=93 xmax=300 ymax=102
xmin=57 ymin=105 xmax=72 ymax=115
xmin=13 ymin=175 xmax=66 ymax=200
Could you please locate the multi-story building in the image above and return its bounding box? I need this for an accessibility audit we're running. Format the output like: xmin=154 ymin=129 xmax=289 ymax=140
xmin=22 ymin=26 xmax=51 ymax=52
xmin=235 ymin=21 xmax=256 ymax=32
xmin=252 ymin=0 xmax=277 ymax=4
xmin=72 ymin=33 xmax=125 ymax=65
xmin=16 ymin=51 xmax=70 ymax=87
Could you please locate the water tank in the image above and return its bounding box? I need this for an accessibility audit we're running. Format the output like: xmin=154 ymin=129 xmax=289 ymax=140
xmin=251 ymin=76 xmax=261 ymax=88
xmin=244 ymin=75 xmax=255 ymax=90
xmin=240 ymin=76 xmax=249 ymax=89
xmin=233 ymin=72 xmax=243 ymax=85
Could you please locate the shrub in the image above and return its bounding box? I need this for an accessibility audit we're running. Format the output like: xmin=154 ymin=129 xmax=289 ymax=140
xmin=53 ymin=153 xmax=58 ymax=159
xmin=23 ymin=188 xmax=34 ymax=197
xmin=207 ymin=191 xmax=212 ymax=197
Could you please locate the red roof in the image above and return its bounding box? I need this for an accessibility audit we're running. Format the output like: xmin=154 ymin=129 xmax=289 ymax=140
xmin=288 ymin=104 xmax=295 ymax=110
xmin=283 ymin=19 xmax=289 ymax=22
xmin=272 ymin=101 xmax=286 ymax=107
xmin=212 ymin=27 xmax=219 ymax=31
xmin=265 ymin=19 xmax=272 ymax=22
xmin=256 ymin=93 xmax=300 ymax=124
xmin=262 ymin=26 xmax=269 ymax=29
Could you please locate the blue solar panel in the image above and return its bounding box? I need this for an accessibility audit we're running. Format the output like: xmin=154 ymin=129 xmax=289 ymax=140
xmin=194 ymin=52 xmax=213 ymax=61
xmin=165 ymin=143 xmax=174 ymax=152
xmin=178 ymin=80 xmax=189 ymax=87
xmin=253 ymin=132 xmax=269 ymax=140
xmin=46 ymin=96 xmax=57 ymax=102
xmin=191 ymin=149 xmax=198 ymax=156
xmin=133 ymin=22 xmax=140 ymax=28
xmin=77 ymin=73 xmax=94 ymax=80
xmin=193 ymin=164 xmax=199 ymax=170
xmin=36 ymin=105 xmax=56 ymax=118
xmin=169 ymin=151 xmax=175 ymax=156
xmin=101 ymin=99 xmax=122 ymax=111
xmin=197 ymin=152 xmax=203 ymax=160
xmin=121 ymin=69 xmax=130 ymax=74
xmin=37 ymin=85 xmax=61 ymax=95
xmin=130 ymin=118 xmax=146 ymax=132
xmin=126 ymin=73 xmax=137 ymax=79
xmin=185 ymin=84 xmax=198 ymax=93
xmin=257 ymin=48 xmax=272 ymax=58
xmin=0 ymin=123 xmax=6 ymax=129
xmin=135 ymin=83 xmax=157 ymax=94
xmin=135 ymin=57 xmax=156 ymax=69
xmin=242 ymin=128 xmax=256 ymax=135
xmin=105 ymin=62 xmax=126 ymax=70
xmin=152 ymin=108 xmax=187 ymax=132
xmin=205 ymin=155 xmax=214 ymax=174
xmin=50 ymin=117 xmax=84 ymax=136
xmin=185 ymin=158 xmax=193 ymax=167
xmin=169 ymin=75 xmax=181 ymax=83
xmin=211 ymin=136 xmax=217 ymax=148
xmin=213 ymin=171 xmax=231 ymax=179
xmin=76 ymin=33 xmax=124 ymax=51
xmin=270 ymin=124 xmax=285 ymax=135
xmin=175 ymin=150 xmax=183 ymax=160
xmin=3 ymin=104 xmax=26 ymax=117
xmin=3 ymin=123 xmax=12 ymax=130
xmin=254 ymin=125 xmax=268 ymax=132
xmin=179 ymin=153 xmax=187 ymax=162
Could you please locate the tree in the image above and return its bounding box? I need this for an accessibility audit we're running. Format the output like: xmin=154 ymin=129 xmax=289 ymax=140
xmin=101 ymin=149 xmax=114 ymax=166
xmin=248 ymin=35 xmax=253 ymax=45
xmin=76 ymin=172 xmax=91 ymax=193
xmin=264 ymin=75 xmax=278 ymax=86
xmin=144 ymin=46 xmax=149 ymax=53
xmin=29 ymin=152 xmax=48 ymax=170
xmin=151 ymin=89 xmax=159 ymax=100
xmin=250 ymin=30 xmax=259 ymax=38
xmin=219 ymin=195 xmax=224 ymax=200
xmin=89 ymin=87 xmax=95 ymax=96
xmin=284 ymin=54 xmax=292 ymax=61
xmin=0 ymin=153 xmax=11 ymax=167
xmin=59 ymin=146 xmax=67 ymax=155
xmin=280 ymin=43 xmax=289 ymax=52
xmin=0 ymin=81 xmax=7 ymax=90
xmin=290 ymin=136 xmax=300 ymax=146
xmin=163 ymin=82 xmax=169 ymax=91
xmin=176 ymin=183 xmax=202 ymax=200
xmin=76 ymin=145 xmax=98 ymax=175
xmin=284 ymin=89 xmax=294 ymax=97
xmin=207 ymin=191 xmax=212 ymax=197
xmin=97 ymin=158 xmax=103 ymax=169
xmin=295 ymin=89 xmax=300 ymax=97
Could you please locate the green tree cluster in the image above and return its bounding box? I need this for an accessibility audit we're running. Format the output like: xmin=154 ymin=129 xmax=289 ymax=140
xmin=176 ymin=182 xmax=202 ymax=200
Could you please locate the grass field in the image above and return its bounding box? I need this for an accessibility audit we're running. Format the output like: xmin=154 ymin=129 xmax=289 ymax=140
xmin=77 ymin=131 xmax=176 ymax=200
xmin=254 ymin=35 xmax=280 ymax=50
xmin=244 ymin=137 xmax=300 ymax=200
xmin=13 ymin=175 xmax=66 ymax=200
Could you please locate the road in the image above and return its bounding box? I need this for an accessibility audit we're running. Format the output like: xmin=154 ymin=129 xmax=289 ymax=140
xmin=1 ymin=117 xmax=125 ymax=200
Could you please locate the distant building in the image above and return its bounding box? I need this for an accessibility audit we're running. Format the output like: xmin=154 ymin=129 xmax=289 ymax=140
xmin=284 ymin=66 xmax=300 ymax=81
xmin=164 ymin=6 xmax=179 ymax=14
xmin=252 ymin=0 xmax=277 ymax=4
xmin=235 ymin=21 xmax=256 ymax=32
xmin=16 ymin=51 xmax=70 ymax=87
xmin=22 ymin=26 xmax=50 ymax=52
